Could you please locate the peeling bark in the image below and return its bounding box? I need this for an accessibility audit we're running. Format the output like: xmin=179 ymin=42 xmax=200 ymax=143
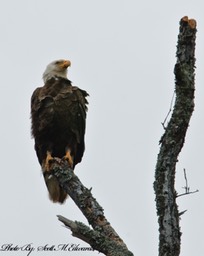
xmin=154 ymin=16 xmax=197 ymax=256
xmin=48 ymin=159 xmax=133 ymax=256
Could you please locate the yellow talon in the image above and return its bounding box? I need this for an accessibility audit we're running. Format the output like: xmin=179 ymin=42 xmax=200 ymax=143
xmin=43 ymin=151 xmax=53 ymax=172
xmin=63 ymin=149 xmax=74 ymax=168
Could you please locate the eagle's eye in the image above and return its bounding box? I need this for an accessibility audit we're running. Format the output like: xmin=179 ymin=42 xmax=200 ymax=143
xmin=55 ymin=61 xmax=60 ymax=64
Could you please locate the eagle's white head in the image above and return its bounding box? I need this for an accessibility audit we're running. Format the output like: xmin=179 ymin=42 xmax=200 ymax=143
xmin=42 ymin=59 xmax=71 ymax=83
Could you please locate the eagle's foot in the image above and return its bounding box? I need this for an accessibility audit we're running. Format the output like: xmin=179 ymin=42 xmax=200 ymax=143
xmin=62 ymin=149 xmax=74 ymax=168
xmin=43 ymin=151 xmax=54 ymax=172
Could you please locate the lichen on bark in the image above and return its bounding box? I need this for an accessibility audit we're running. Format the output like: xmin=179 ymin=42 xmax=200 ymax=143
xmin=154 ymin=16 xmax=197 ymax=256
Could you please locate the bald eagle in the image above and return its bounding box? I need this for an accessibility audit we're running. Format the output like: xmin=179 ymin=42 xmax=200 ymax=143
xmin=31 ymin=59 xmax=88 ymax=203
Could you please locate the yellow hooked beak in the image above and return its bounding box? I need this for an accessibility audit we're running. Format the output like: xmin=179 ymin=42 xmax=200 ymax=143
xmin=60 ymin=60 xmax=71 ymax=69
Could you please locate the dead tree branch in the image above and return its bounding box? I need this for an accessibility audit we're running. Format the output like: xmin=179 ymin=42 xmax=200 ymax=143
xmin=154 ymin=16 xmax=197 ymax=256
xmin=48 ymin=159 xmax=133 ymax=256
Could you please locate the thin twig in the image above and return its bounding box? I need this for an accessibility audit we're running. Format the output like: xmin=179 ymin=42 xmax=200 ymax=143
xmin=183 ymin=168 xmax=190 ymax=193
xmin=177 ymin=190 xmax=199 ymax=198
xmin=161 ymin=91 xmax=175 ymax=129
xmin=177 ymin=168 xmax=199 ymax=197
xmin=178 ymin=210 xmax=187 ymax=216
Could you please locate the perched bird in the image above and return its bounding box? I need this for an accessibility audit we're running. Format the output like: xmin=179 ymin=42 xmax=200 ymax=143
xmin=31 ymin=59 xmax=88 ymax=203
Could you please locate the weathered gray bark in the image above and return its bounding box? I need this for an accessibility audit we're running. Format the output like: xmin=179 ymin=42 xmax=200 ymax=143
xmin=46 ymin=16 xmax=196 ymax=256
xmin=48 ymin=159 xmax=133 ymax=256
xmin=154 ymin=16 xmax=197 ymax=256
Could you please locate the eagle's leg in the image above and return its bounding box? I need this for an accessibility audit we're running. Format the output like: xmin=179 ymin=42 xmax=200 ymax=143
xmin=62 ymin=148 xmax=74 ymax=168
xmin=43 ymin=151 xmax=54 ymax=172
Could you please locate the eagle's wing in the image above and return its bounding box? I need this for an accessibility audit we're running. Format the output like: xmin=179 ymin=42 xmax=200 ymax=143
xmin=31 ymin=86 xmax=55 ymax=136
xmin=53 ymin=83 xmax=89 ymax=164
xmin=71 ymin=86 xmax=89 ymax=143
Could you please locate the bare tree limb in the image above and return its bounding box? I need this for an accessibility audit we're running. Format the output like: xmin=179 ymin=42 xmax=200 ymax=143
xmin=154 ymin=16 xmax=197 ymax=256
xmin=57 ymin=215 xmax=133 ymax=256
xmin=47 ymin=159 xmax=133 ymax=256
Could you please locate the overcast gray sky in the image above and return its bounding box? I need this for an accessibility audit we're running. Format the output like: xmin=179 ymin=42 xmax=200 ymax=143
xmin=0 ymin=1 xmax=204 ymax=255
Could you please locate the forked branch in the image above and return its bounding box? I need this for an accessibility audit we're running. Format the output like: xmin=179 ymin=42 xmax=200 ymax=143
xmin=48 ymin=159 xmax=133 ymax=256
